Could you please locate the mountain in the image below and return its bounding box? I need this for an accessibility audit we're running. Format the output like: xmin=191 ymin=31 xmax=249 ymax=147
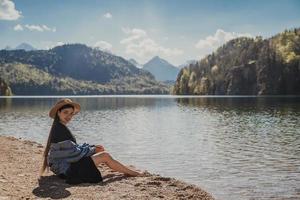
xmin=2 ymin=43 xmax=36 ymax=51
xmin=143 ymin=56 xmax=180 ymax=81
xmin=14 ymin=43 xmax=36 ymax=51
xmin=0 ymin=63 xmax=168 ymax=95
xmin=4 ymin=46 xmax=13 ymax=50
xmin=173 ymin=28 xmax=300 ymax=95
xmin=128 ymin=58 xmax=143 ymax=68
xmin=0 ymin=44 xmax=169 ymax=95
xmin=178 ymin=60 xmax=197 ymax=69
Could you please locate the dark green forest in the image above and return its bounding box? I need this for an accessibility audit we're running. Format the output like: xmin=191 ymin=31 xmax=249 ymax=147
xmin=174 ymin=28 xmax=300 ymax=95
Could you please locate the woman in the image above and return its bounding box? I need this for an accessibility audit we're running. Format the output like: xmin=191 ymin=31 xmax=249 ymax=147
xmin=40 ymin=98 xmax=143 ymax=184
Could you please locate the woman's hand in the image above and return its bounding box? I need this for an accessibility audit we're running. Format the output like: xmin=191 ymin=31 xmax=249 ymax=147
xmin=95 ymin=145 xmax=105 ymax=153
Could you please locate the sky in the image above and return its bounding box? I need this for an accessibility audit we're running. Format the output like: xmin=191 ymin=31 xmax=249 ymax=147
xmin=0 ymin=0 xmax=300 ymax=66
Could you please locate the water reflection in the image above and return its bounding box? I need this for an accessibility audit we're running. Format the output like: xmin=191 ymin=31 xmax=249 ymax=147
xmin=176 ymin=96 xmax=300 ymax=114
xmin=0 ymin=97 xmax=164 ymax=112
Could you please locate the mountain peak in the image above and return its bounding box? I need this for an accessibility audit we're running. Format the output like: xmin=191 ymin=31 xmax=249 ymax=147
xmin=150 ymin=56 xmax=163 ymax=62
xmin=147 ymin=56 xmax=172 ymax=66
xmin=4 ymin=46 xmax=12 ymax=50
xmin=143 ymin=56 xmax=179 ymax=81
xmin=15 ymin=43 xmax=36 ymax=51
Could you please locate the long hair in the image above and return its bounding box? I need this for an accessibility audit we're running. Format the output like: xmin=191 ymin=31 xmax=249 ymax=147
xmin=39 ymin=104 xmax=74 ymax=177
xmin=39 ymin=113 xmax=59 ymax=177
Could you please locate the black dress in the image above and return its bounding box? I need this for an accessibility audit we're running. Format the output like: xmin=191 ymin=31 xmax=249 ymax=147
xmin=50 ymin=121 xmax=102 ymax=184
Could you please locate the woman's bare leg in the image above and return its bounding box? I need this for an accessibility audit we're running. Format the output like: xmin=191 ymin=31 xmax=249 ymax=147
xmin=91 ymin=152 xmax=141 ymax=176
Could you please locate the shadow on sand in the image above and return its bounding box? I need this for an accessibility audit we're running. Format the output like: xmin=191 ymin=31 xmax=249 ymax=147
xmin=32 ymin=174 xmax=127 ymax=199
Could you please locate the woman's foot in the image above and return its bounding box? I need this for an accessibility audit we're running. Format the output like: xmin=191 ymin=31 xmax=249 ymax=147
xmin=126 ymin=170 xmax=151 ymax=177
xmin=124 ymin=168 xmax=142 ymax=177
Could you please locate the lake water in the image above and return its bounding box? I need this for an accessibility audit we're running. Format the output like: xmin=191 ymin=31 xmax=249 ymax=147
xmin=0 ymin=96 xmax=299 ymax=200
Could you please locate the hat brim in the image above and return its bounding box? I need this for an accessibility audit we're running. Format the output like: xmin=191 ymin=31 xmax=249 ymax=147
xmin=49 ymin=102 xmax=81 ymax=119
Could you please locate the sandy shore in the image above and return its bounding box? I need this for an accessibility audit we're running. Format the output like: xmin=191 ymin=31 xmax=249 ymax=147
xmin=0 ymin=135 xmax=214 ymax=200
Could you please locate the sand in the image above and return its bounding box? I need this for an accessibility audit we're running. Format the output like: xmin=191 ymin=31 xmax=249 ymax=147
xmin=0 ymin=135 xmax=214 ymax=200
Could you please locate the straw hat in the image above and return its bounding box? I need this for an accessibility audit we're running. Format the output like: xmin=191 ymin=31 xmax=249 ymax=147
xmin=49 ymin=98 xmax=81 ymax=119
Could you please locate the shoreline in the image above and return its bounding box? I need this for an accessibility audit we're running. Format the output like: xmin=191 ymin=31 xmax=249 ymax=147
xmin=0 ymin=135 xmax=214 ymax=200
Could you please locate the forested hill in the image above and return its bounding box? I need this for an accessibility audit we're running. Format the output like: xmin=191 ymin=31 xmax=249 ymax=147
xmin=0 ymin=44 xmax=169 ymax=95
xmin=174 ymin=28 xmax=300 ymax=95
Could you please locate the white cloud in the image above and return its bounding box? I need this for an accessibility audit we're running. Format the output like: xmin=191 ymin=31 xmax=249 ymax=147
xmin=120 ymin=27 xmax=183 ymax=63
xmin=24 ymin=24 xmax=56 ymax=32
xmin=42 ymin=41 xmax=65 ymax=49
xmin=42 ymin=25 xmax=56 ymax=32
xmin=120 ymin=28 xmax=147 ymax=44
xmin=56 ymin=41 xmax=64 ymax=46
xmin=103 ymin=12 xmax=112 ymax=19
xmin=13 ymin=24 xmax=23 ymax=31
xmin=195 ymin=29 xmax=252 ymax=57
xmin=94 ymin=40 xmax=112 ymax=52
xmin=0 ymin=0 xmax=21 ymax=20
xmin=121 ymin=27 xmax=131 ymax=34
xmin=25 ymin=24 xmax=43 ymax=32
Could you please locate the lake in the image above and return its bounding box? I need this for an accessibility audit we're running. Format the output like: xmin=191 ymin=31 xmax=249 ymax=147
xmin=0 ymin=95 xmax=299 ymax=200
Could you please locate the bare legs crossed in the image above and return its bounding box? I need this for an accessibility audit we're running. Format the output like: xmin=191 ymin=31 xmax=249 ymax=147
xmin=91 ymin=152 xmax=142 ymax=176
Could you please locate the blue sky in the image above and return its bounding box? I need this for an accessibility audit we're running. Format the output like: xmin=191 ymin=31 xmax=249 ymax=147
xmin=0 ymin=0 xmax=300 ymax=65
